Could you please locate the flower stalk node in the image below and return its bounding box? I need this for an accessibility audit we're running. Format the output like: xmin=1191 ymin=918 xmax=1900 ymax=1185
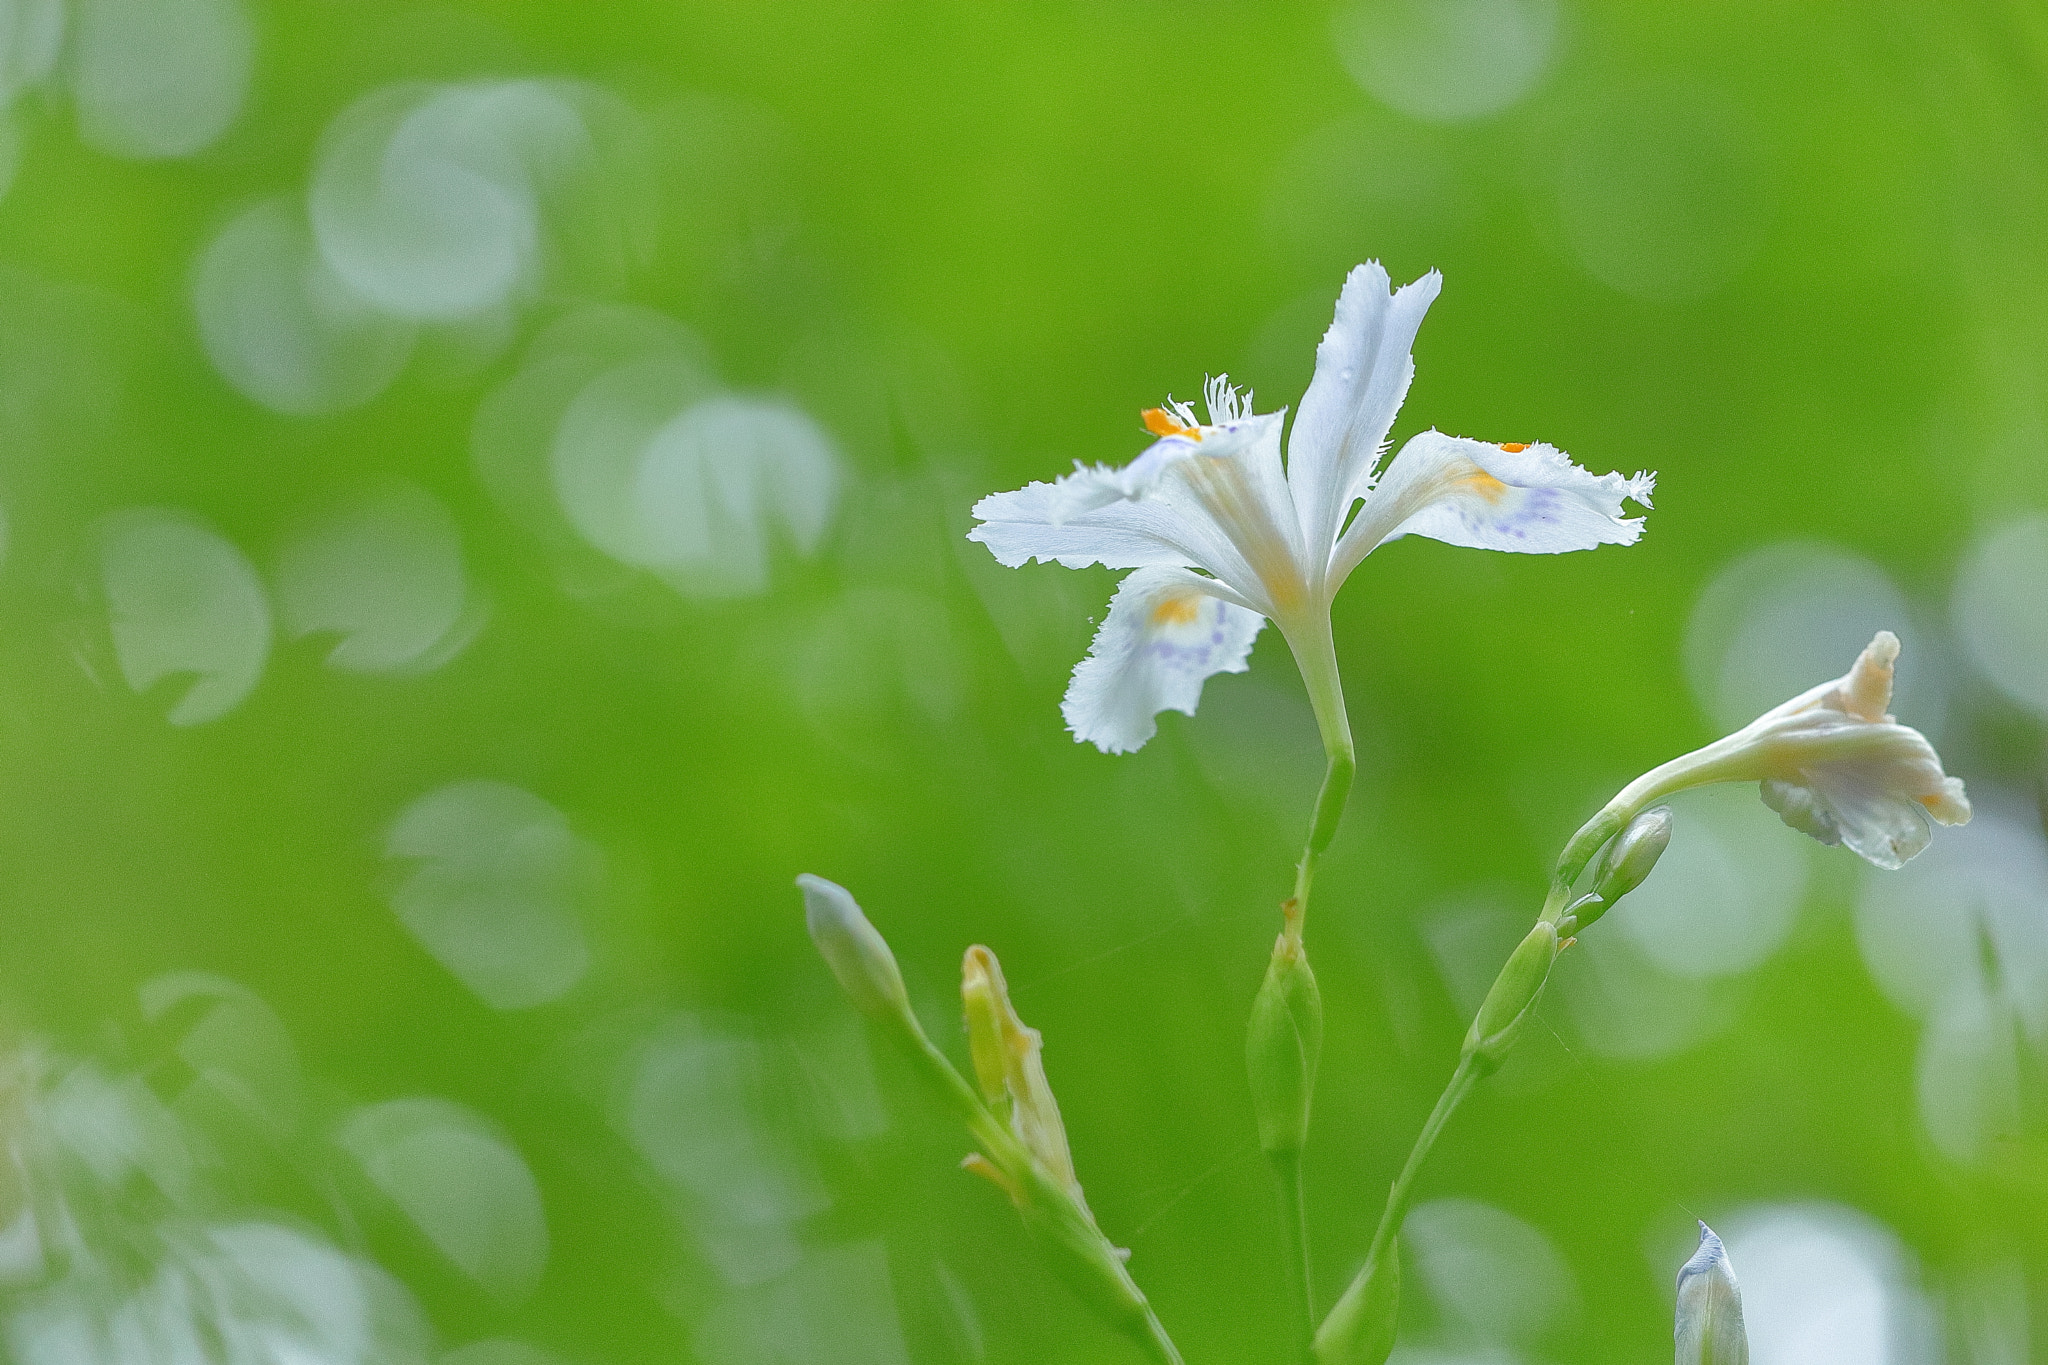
xmin=1311 ymin=1236 xmax=1400 ymax=1365
xmin=1555 ymin=891 xmax=1607 ymax=938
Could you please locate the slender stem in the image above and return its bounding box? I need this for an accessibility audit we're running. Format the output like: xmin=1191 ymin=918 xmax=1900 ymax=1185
xmin=1358 ymin=1055 xmax=1478 ymax=1284
xmin=1137 ymin=1304 xmax=1186 ymax=1365
xmin=1257 ymin=613 xmax=1355 ymax=1339
xmin=1357 ymin=808 xmax=1621 ymax=1255
xmin=1322 ymin=801 xmax=1633 ymax=1343
xmin=1283 ymin=609 xmax=1358 ymax=943
xmin=900 ymin=1032 xmax=1189 ymax=1365
xmin=1272 ymin=1147 xmax=1315 ymax=1330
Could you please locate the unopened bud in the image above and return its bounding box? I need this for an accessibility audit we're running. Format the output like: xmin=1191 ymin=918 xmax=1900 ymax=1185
xmin=961 ymin=944 xmax=1083 ymax=1203
xmin=1592 ymin=806 xmax=1673 ymax=906
xmin=798 ymin=874 xmax=914 ymax=1029
xmin=1246 ymin=932 xmax=1323 ymax=1158
xmin=960 ymin=946 xmax=1012 ymax=1113
xmin=1462 ymin=919 xmax=1557 ymax=1072
xmin=1311 ymin=1237 xmax=1400 ymax=1365
xmin=1675 ymin=1222 xmax=1748 ymax=1365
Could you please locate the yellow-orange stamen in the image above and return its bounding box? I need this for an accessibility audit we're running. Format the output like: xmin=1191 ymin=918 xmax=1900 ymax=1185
xmin=1499 ymin=442 xmax=1528 ymax=453
xmin=1142 ymin=408 xmax=1202 ymax=440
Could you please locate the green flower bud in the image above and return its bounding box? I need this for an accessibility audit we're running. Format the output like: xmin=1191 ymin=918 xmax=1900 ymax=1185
xmin=1592 ymin=805 xmax=1673 ymax=905
xmin=798 ymin=874 xmax=914 ymax=1030
xmin=1461 ymin=919 xmax=1557 ymax=1072
xmin=1310 ymin=1238 xmax=1399 ymax=1365
xmin=1246 ymin=932 xmax=1323 ymax=1158
xmin=961 ymin=945 xmax=1014 ymax=1114
xmin=961 ymin=944 xmax=1084 ymax=1206
xmin=1675 ymin=1222 xmax=1748 ymax=1365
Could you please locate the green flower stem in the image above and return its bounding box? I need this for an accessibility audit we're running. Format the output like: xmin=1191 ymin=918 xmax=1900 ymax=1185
xmin=1274 ymin=1145 xmax=1315 ymax=1333
xmin=1262 ymin=612 xmax=1356 ymax=1335
xmin=1291 ymin=747 xmax=1356 ymax=939
xmin=1321 ymin=802 xmax=1623 ymax=1359
xmin=887 ymin=1026 xmax=1187 ymax=1365
xmin=1138 ymin=1305 xmax=1188 ymax=1365
xmin=1335 ymin=1053 xmax=1478 ymax=1333
xmin=1288 ymin=611 xmax=1359 ymax=930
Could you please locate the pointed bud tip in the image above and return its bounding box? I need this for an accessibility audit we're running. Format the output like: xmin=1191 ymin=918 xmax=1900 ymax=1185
xmin=960 ymin=943 xmax=1012 ymax=1106
xmin=962 ymin=942 xmax=1001 ymax=987
xmin=797 ymin=874 xmax=912 ymax=1024
xmin=1675 ymin=1220 xmax=1746 ymax=1364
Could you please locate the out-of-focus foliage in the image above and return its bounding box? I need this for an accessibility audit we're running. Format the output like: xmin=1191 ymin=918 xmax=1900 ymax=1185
xmin=0 ymin=1 xmax=2042 ymax=1362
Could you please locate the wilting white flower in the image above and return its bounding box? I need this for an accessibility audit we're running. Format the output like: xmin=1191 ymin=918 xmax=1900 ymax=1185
xmin=1675 ymin=1222 xmax=1748 ymax=1365
xmin=1603 ymin=631 xmax=1969 ymax=869
xmin=969 ymin=263 xmax=1655 ymax=753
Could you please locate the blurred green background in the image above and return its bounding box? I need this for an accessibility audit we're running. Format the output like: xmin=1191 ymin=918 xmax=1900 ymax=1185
xmin=0 ymin=1 xmax=2045 ymax=1362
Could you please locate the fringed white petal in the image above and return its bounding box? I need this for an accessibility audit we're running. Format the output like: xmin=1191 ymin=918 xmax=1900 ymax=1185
xmin=1061 ymin=567 xmax=1265 ymax=754
xmin=970 ymin=411 xmax=1303 ymax=617
xmin=967 ymin=472 xmax=1206 ymax=571
xmin=1331 ymin=430 xmax=1654 ymax=581
xmin=1770 ymin=764 xmax=1939 ymax=870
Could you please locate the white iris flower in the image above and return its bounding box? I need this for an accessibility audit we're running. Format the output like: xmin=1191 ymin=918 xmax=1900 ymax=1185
xmin=969 ymin=263 xmax=1656 ymax=754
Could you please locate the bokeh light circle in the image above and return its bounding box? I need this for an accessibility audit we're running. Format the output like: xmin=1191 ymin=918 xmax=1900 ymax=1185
xmin=1951 ymin=513 xmax=2048 ymax=716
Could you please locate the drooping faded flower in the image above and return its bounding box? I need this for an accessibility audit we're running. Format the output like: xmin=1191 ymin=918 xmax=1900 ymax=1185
xmin=1600 ymin=630 xmax=1970 ymax=869
xmin=969 ymin=263 xmax=1655 ymax=753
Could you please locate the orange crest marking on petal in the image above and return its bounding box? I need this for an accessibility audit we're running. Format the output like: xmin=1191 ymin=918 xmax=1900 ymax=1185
xmin=1142 ymin=408 xmax=1202 ymax=440
xmin=1499 ymin=442 xmax=1528 ymax=452
xmin=1150 ymin=592 xmax=1204 ymax=627
xmin=1458 ymin=469 xmax=1512 ymax=503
